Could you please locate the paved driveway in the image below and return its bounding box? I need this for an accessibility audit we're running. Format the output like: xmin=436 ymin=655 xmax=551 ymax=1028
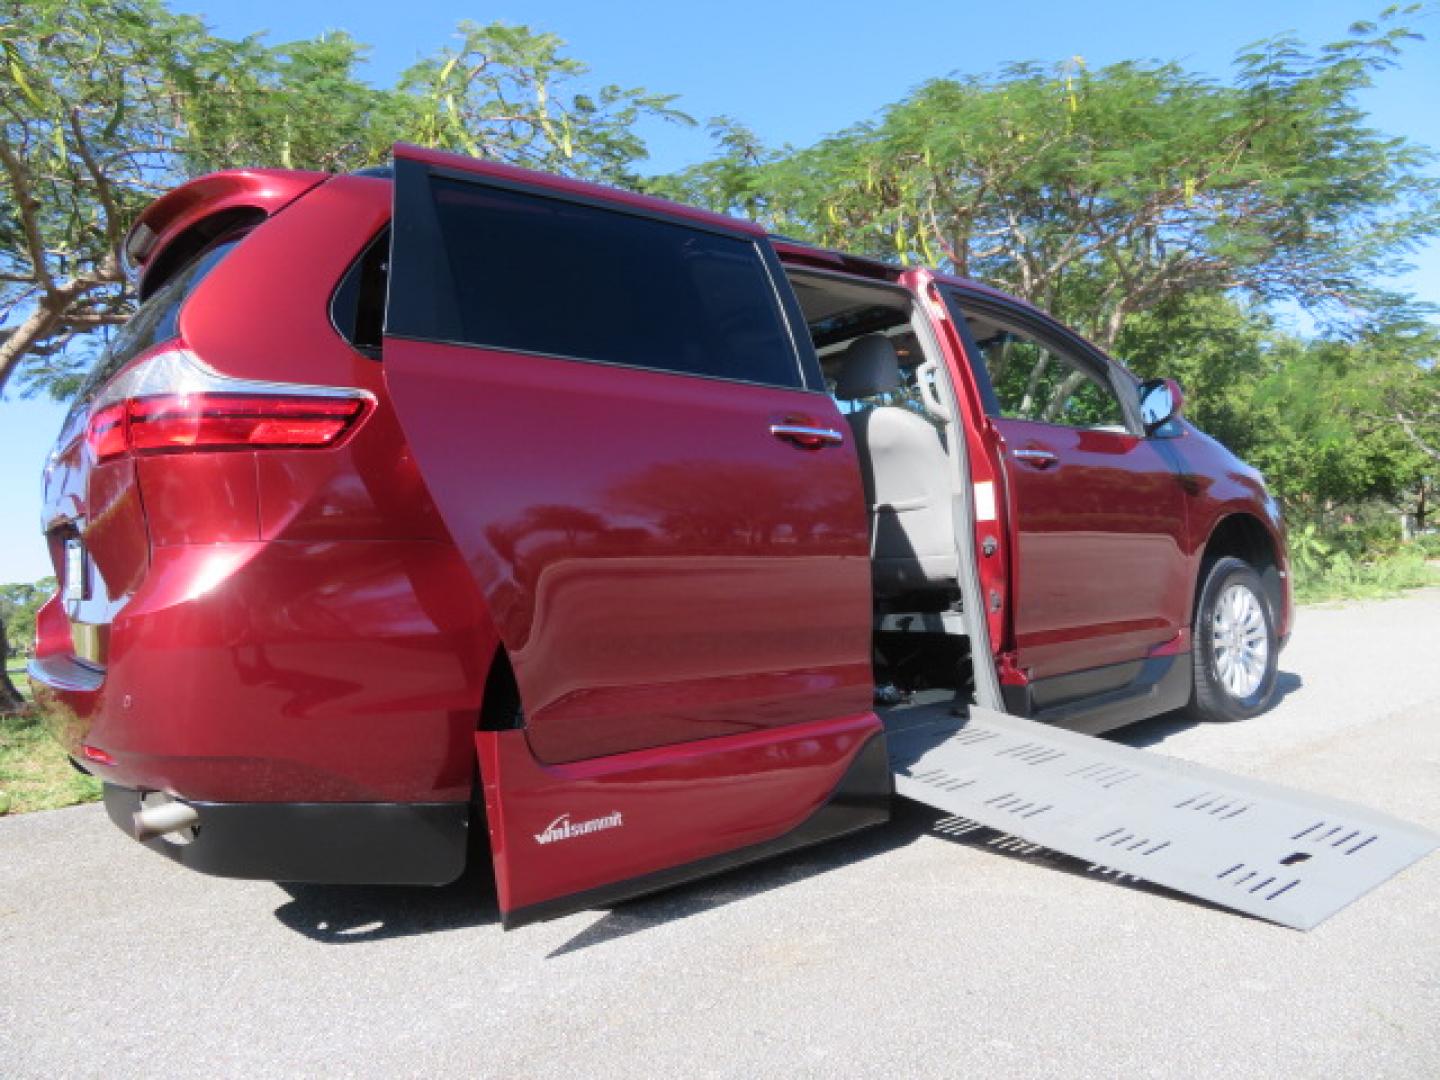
xmin=3 ymin=591 xmax=1438 ymax=1078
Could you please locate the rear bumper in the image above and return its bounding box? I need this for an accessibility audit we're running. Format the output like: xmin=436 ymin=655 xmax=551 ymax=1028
xmin=26 ymin=538 xmax=494 ymax=804
xmin=101 ymin=784 xmax=469 ymax=885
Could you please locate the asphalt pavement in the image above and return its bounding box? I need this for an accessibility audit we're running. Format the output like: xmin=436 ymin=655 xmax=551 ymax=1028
xmin=3 ymin=589 xmax=1438 ymax=1078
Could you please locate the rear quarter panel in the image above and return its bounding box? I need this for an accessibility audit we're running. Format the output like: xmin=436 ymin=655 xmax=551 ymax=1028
xmin=177 ymin=174 xmax=448 ymax=545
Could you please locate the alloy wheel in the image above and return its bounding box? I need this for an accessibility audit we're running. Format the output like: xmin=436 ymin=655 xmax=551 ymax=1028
xmin=1210 ymin=583 xmax=1269 ymax=699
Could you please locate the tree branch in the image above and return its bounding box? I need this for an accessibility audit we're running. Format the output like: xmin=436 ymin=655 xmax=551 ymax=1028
xmin=67 ymin=107 xmax=126 ymax=256
xmin=0 ymin=133 xmax=58 ymax=295
xmin=0 ymin=253 xmax=123 ymax=397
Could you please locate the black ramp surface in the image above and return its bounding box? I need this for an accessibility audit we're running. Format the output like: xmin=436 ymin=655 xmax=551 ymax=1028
xmin=888 ymin=705 xmax=1438 ymax=929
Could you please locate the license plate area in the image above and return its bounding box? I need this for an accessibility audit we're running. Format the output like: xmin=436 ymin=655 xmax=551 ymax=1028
xmin=64 ymin=538 xmax=88 ymax=601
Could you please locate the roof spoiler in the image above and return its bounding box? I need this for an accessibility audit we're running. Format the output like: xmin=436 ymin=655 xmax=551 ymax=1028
xmin=125 ymin=169 xmax=330 ymax=295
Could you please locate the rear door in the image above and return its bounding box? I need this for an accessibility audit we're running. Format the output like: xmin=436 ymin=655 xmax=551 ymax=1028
xmin=382 ymin=145 xmax=873 ymax=765
xmin=945 ymin=291 xmax=1190 ymax=685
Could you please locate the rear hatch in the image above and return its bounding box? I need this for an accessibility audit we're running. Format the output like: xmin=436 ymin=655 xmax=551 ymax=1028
xmin=33 ymin=170 xmax=333 ymax=679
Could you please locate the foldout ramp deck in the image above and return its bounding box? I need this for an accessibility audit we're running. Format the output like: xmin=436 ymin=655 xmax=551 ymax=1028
xmin=886 ymin=704 xmax=1437 ymax=930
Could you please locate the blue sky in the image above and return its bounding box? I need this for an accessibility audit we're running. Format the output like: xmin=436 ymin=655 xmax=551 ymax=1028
xmin=3 ymin=0 xmax=1438 ymax=583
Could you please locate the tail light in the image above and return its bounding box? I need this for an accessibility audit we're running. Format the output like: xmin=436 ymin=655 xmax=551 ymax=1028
xmin=84 ymin=343 xmax=372 ymax=463
xmin=81 ymin=743 xmax=117 ymax=767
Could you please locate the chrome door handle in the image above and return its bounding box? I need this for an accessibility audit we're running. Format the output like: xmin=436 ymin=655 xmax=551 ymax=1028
xmin=770 ymin=423 xmax=845 ymax=449
xmin=1012 ymin=447 xmax=1058 ymax=468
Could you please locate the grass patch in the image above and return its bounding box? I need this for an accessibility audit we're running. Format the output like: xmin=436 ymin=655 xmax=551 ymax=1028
xmin=2 ymin=663 xmax=102 ymax=816
xmin=0 ymin=712 xmax=102 ymax=816
xmin=1293 ymin=549 xmax=1440 ymax=605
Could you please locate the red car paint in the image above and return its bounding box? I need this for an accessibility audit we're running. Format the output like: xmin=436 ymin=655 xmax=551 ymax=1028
xmin=30 ymin=146 xmax=1290 ymax=925
xmin=129 ymin=169 xmax=328 ymax=295
xmin=993 ymin=417 xmax=1192 ymax=677
xmin=926 ymin=270 xmax=1291 ymax=690
xmin=478 ymin=711 xmax=881 ymax=916
xmin=384 ymin=340 xmax=874 ymax=766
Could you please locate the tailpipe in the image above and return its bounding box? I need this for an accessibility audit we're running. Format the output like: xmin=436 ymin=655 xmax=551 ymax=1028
xmin=132 ymin=799 xmax=200 ymax=842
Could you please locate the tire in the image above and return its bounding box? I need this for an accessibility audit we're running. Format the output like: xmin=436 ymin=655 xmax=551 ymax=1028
xmin=1185 ymin=556 xmax=1279 ymax=723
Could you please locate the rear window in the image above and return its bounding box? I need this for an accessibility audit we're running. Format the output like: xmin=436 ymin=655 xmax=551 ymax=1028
xmin=77 ymin=238 xmax=239 ymax=399
xmin=396 ymin=178 xmax=802 ymax=388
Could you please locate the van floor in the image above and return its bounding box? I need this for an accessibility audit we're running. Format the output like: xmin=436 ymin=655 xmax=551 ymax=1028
xmin=877 ymin=688 xmax=968 ymax=735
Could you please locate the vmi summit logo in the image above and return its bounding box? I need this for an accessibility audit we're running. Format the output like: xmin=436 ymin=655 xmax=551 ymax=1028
xmin=533 ymin=811 xmax=625 ymax=845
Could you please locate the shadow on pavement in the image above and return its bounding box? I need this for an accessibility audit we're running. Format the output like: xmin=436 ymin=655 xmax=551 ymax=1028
xmin=273 ymin=858 xmax=499 ymax=943
xmin=548 ymin=798 xmax=1247 ymax=957
xmin=1105 ymin=669 xmax=1303 ymax=749
xmin=547 ymin=804 xmax=938 ymax=957
xmin=269 ymin=806 xmax=941 ymax=950
xmin=1271 ymin=669 xmax=1304 ymax=706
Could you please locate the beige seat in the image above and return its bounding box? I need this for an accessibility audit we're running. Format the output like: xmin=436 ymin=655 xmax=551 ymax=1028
xmin=835 ymin=334 xmax=960 ymax=596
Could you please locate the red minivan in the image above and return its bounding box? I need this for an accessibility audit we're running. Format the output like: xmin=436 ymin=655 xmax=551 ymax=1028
xmin=31 ymin=145 xmax=1290 ymax=926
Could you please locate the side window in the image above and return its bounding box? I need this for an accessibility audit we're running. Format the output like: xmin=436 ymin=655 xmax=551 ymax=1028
xmin=331 ymin=228 xmax=389 ymax=356
xmin=956 ymin=305 xmax=1126 ymax=431
xmin=407 ymin=178 xmax=802 ymax=388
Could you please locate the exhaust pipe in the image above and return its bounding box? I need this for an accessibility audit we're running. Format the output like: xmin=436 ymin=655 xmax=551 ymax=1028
xmin=132 ymin=800 xmax=200 ymax=841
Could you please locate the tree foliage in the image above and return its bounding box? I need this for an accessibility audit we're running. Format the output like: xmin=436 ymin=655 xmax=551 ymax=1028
xmin=396 ymin=22 xmax=687 ymax=182
xmin=2 ymin=1 xmax=1437 ymax=544
xmin=656 ymin=8 xmax=1439 ymax=351
xmin=0 ymin=577 xmax=53 ymax=712
xmin=1119 ymin=297 xmax=1437 ymax=527
xmin=652 ymin=7 xmax=1440 ymax=532
xmin=0 ymin=0 xmax=687 ymax=398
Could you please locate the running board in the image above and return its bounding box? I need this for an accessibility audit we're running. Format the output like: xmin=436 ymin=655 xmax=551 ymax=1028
xmin=887 ymin=706 xmax=1437 ymax=930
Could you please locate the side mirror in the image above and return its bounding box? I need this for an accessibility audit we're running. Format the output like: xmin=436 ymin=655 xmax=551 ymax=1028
xmin=1138 ymin=377 xmax=1184 ymax=435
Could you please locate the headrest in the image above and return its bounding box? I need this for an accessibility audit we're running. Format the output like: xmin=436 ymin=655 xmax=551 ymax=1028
xmin=834 ymin=334 xmax=901 ymax=400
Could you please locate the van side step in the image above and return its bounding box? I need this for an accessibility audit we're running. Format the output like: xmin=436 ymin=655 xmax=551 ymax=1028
xmin=887 ymin=706 xmax=1437 ymax=930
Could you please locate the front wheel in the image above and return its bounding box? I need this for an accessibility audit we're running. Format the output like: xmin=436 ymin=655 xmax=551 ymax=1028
xmin=1186 ymin=556 xmax=1278 ymax=723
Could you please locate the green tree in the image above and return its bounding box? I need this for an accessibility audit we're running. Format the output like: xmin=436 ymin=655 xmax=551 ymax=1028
xmin=395 ymin=21 xmax=686 ymax=184
xmin=1121 ymin=293 xmax=1436 ymax=527
xmin=1335 ymin=317 xmax=1439 ymax=528
xmin=2 ymin=0 xmax=221 ymax=397
xmin=1 ymin=577 xmax=54 ymax=712
xmin=0 ymin=1 xmax=687 ymax=398
xmin=659 ymin=9 xmax=1439 ymax=353
xmin=1114 ymin=291 xmax=1278 ymax=455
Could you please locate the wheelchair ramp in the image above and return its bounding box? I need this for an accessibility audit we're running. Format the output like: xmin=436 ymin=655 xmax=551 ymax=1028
xmin=888 ymin=706 xmax=1437 ymax=930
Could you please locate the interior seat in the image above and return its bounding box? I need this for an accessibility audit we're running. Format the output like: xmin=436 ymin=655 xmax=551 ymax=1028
xmin=835 ymin=334 xmax=960 ymax=597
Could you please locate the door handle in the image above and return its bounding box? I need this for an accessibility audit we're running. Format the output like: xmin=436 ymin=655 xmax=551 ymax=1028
xmin=770 ymin=423 xmax=845 ymax=449
xmin=1012 ymin=447 xmax=1058 ymax=469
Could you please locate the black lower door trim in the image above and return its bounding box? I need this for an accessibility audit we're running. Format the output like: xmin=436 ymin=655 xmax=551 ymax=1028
xmin=1027 ymin=653 xmax=1193 ymax=735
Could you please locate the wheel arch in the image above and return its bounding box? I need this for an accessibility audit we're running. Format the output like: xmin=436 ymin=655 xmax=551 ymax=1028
xmin=1195 ymin=512 xmax=1284 ymax=630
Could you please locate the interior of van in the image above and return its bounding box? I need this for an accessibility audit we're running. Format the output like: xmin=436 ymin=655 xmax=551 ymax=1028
xmin=785 ymin=269 xmax=977 ymax=711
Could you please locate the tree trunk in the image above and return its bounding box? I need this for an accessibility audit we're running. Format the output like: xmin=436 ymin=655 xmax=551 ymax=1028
xmin=0 ymin=623 xmax=30 ymax=716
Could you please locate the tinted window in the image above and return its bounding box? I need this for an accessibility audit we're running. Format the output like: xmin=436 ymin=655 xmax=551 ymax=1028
xmin=331 ymin=228 xmax=389 ymax=355
xmin=78 ymin=238 xmax=239 ymax=399
xmin=416 ymin=178 xmax=801 ymax=387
